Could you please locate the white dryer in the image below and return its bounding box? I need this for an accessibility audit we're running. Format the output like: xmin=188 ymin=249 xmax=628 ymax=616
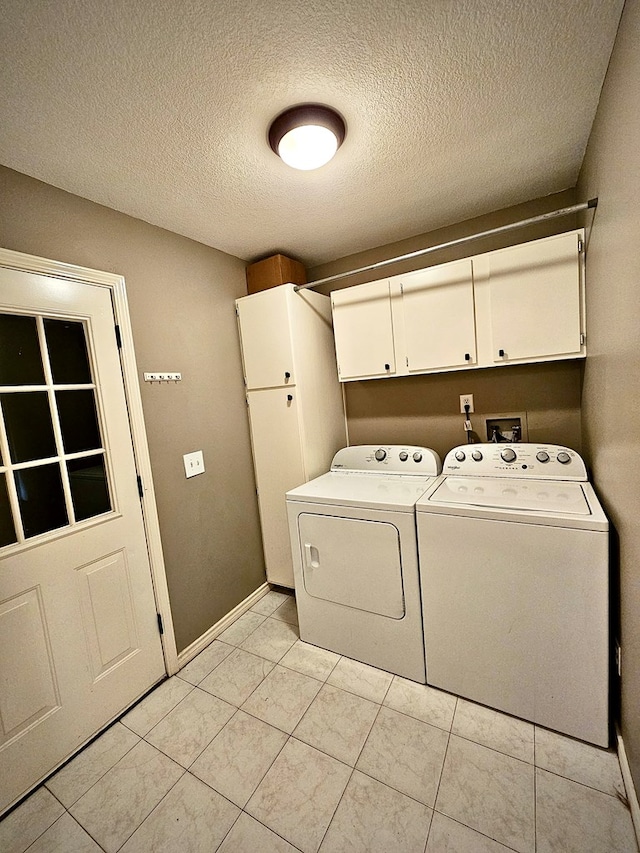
xmin=286 ymin=445 xmax=441 ymax=683
xmin=417 ymin=443 xmax=609 ymax=746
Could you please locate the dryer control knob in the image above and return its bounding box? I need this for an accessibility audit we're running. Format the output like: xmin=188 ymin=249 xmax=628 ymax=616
xmin=557 ymin=451 xmax=571 ymax=464
xmin=455 ymin=450 xmax=466 ymax=462
xmin=472 ymin=450 xmax=483 ymax=461
xmin=413 ymin=452 xmax=423 ymax=462
xmin=374 ymin=448 xmax=387 ymax=461
xmin=536 ymin=451 xmax=550 ymax=463
xmin=399 ymin=451 xmax=409 ymax=461
xmin=501 ymin=447 xmax=517 ymax=463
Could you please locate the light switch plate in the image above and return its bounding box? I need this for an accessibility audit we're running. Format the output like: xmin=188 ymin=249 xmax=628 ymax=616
xmin=183 ymin=450 xmax=205 ymax=478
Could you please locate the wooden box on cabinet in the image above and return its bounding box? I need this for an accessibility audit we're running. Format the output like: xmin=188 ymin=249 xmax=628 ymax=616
xmin=246 ymin=254 xmax=307 ymax=295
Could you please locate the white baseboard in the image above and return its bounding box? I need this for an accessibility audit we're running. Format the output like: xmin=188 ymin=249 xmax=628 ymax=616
xmin=618 ymin=729 xmax=640 ymax=849
xmin=177 ymin=582 xmax=270 ymax=669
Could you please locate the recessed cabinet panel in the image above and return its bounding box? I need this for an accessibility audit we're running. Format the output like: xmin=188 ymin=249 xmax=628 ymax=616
xmin=401 ymin=259 xmax=476 ymax=371
xmin=487 ymin=232 xmax=582 ymax=362
xmin=331 ymin=280 xmax=395 ymax=380
xmin=237 ymin=286 xmax=295 ymax=390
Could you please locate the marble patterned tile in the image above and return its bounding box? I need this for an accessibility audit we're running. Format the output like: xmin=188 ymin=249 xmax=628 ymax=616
xmin=0 ymin=787 xmax=64 ymax=853
xmin=435 ymin=734 xmax=535 ymax=853
xmin=452 ymin=698 xmax=534 ymax=763
xmin=383 ymin=676 xmax=457 ymax=731
xmin=24 ymin=813 xmax=102 ymax=853
xmin=246 ymin=738 xmax=351 ymax=853
xmin=191 ymin=710 xmax=287 ymax=807
xmin=535 ymin=767 xmax=638 ymax=853
xmin=121 ymin=676 xmax=193 ymax=737
xmin=280 ymin=640 xmax=340 ymax=681
xmin=251 ymin=590 xmax=292 ymax=616
xmin=69 ymin=740 xmax=184 ymax=853
xmin=217 ymin=812 xmax=299 ymax=852
xmin=199 ymin=647 xmax=275 ymax=707
xmin=294 ymin=683 xmax=379 ymax=765
xmin=426 ymin=812 xmax=516 ymax=853
xmin=177 ymin=640 xmax=234 ymax=686
xmin=120 ymin=772 xmax=238 ymax=853
xmin=46 ymin=722 xmax=140 ymax=807
xmin=145 ymin=687 xmax=235 ymax=768
xmin=326 ymin=656 xmax=393 ymax=703
xmin=356 ymin=706 xmax=449 ymax=806
xmin=240 ymin=617 xmax=299 ymax=663
xmin=241 ymin=664 xmax=322 ymax=733
xmin=535 ymin=726 xmax=625 ymax=796
xmin=320 ymin=770 xmax=432 ymax=853
xmin=217 ymin=611 xmax=266 ymax=646
xmin=271 ymin=596 xmax=299 ymax=626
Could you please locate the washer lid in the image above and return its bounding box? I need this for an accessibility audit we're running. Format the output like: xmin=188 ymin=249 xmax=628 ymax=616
xmin=428 ymin=477 xmax=591 ymax=514
xmin=286 ymin=471 xmax=438 ymax=511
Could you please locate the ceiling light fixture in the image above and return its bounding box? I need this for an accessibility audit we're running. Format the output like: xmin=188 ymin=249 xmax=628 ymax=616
xmin=268 ymin=104 xmax=346 ymax=171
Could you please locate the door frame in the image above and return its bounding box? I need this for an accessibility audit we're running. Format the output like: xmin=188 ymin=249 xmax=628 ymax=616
xmin=0 ymin=246 xmax=178 ymax=675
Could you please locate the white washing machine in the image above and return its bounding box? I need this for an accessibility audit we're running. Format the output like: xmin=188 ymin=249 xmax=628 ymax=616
xmin=286 ymin=445 xmax=441 ymax=683
xmin=417 ymin=443 xmax=609 ymax=746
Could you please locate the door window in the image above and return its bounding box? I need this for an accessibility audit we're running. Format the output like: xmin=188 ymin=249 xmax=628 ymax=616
xmin=0 ymin=313 xmax=113 ymax=547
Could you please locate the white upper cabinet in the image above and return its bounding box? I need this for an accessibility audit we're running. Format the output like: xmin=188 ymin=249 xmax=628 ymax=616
xmin=331 ymin=230 xmax=585 ymax=381
xmin=400 ymin=259 xmax=476 ymax=372
xmin=331 ymin=279 xmax=396 ymax=380
xmin=236 ymin=285 xmax=295 ymax=390
xmin=477 ymin=231 xmax=584 ymax=364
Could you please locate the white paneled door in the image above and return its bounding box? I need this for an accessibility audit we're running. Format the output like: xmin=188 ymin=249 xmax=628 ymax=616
xmin=0 ymin=267 xmax=166 ymax=813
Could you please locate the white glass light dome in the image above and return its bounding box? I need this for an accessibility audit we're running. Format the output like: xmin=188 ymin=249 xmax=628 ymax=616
xmin=269 ymin=105 xmax=346 ymax=171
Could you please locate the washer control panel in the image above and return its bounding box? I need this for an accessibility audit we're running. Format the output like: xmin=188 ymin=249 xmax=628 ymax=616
xmin=443 ymin=444 xmax=587 ymax=481
xmin=331 ymin=445 xmax=442 ymax=476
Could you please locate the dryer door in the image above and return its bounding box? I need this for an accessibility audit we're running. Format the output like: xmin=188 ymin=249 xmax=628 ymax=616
xmin=297 ymin=514 xmax=405 ymax=618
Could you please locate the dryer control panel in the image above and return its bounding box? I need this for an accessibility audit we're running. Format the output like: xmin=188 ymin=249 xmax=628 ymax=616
xmin=331 ymin=445 xmax=442 ymax=476
xmin=442 ymin=443 xmax=587 ymax=481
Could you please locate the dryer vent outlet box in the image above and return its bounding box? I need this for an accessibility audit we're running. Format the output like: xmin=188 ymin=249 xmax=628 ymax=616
xmin=485 ymin=413 xmax=528 ymax=443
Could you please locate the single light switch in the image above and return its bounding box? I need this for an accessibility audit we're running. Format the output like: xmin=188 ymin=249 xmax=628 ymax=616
xmin=183 ymin=450 xmax=205 ymax=478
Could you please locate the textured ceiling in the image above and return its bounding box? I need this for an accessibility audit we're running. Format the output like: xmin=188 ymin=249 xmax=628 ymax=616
xmin=0 ymin=0 xmax=624 ymax=267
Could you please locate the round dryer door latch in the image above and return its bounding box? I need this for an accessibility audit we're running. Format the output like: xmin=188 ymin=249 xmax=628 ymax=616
xmin=501 ymin=447 xmax=517 ymax=463
xmin=374 ymin=448 xmax=387 ymax=461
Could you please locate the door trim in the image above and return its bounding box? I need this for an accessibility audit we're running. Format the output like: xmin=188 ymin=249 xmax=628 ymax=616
xmin=0 ymin=247 xmax=178 ymax=674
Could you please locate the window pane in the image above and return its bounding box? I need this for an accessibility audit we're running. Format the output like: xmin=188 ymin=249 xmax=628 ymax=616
xmin=1 ymin=392 xmax=57 ymax=463
xmin=67 ymin=456 xmax=111 ymax=521
xmin=0 ymin=314 xmax=45 ymax=385
xmin=44 ymin=318 xmax=92 ymax=384
xmin=0 ymin=473 xmax=17 ymax=547
xmin=56 ymin=390 xmax=101 ymax=454
xmin=16 ymin=464 xmax=68 ymax=538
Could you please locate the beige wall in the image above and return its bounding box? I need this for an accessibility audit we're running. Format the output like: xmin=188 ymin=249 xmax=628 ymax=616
xmin=0 ymin=166 xmax=266 ymax=653
xmin=577 ymin=0 xmax=640 ymax=790
xmin=310 ymin=191 xmax=584 ymax=463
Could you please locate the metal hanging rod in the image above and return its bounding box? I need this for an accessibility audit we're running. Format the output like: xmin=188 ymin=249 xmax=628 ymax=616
xmin=294 ymin=198 xmax=597 ymax=292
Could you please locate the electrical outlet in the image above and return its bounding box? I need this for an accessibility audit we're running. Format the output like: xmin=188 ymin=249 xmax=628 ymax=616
xmin=460 ymin=394 xmax=474 ymax=414
xmin=183 ymin=450 xmax=205 ymax=478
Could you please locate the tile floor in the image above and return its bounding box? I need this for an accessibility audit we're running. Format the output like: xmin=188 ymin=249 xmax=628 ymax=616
xmin=1 ymin=589 xmax=638 ymax=853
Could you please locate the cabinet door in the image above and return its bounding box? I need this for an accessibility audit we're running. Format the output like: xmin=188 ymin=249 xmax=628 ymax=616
xmin=400 ymin=259 xmax=476 ymax=371
xmin=246 ymin=388 xmax=305 ymax=587
xmin=486 ymin=232 xmax=583 ymax=363
xmin=331 ymin=280 xmax=396 ymax=380
xmin=237 ymin=286 xmax=295 ymax=390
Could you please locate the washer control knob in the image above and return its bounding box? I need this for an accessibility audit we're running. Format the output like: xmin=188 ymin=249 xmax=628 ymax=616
xmin=413 ymin=452 xmax=423 ymax=462
xmin=374 ymin=448 xmax=387 ymax=462
xmin=557 ymin=451 xmax=571 ymax=464
xmin=454 ymin=450 xmax=466 ymax=462
xmin=471 ymin=450 xmax=483 ymax=461
xmin=536 ymin=451 xmax=550 ymax=463
xmin=399 ymin=451 xmax=409 ymax=461
xmin=501 ymin=447 xmax=517 ymax=463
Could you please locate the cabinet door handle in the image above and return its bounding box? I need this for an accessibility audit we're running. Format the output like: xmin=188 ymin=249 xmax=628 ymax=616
xmin=464 ymin=353 xmax=471 ymax=361
xmin=384 ymin=363 xmax=390 ymax=371
xmin=284 ymin=371 xmax=291 ymax=380
xmin=287 ymin=394 xmax=293 ymax=402
xmin=498 ymin=349 xmax=505 ymax=358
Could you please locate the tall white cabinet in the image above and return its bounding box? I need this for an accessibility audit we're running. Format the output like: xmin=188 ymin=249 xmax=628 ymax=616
xmin=236 ymin=284 xmax=347 ymax=588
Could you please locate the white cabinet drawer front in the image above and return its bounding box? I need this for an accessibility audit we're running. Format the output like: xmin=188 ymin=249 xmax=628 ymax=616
xmin=331 ymin=280 xmax=395 ymax=380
